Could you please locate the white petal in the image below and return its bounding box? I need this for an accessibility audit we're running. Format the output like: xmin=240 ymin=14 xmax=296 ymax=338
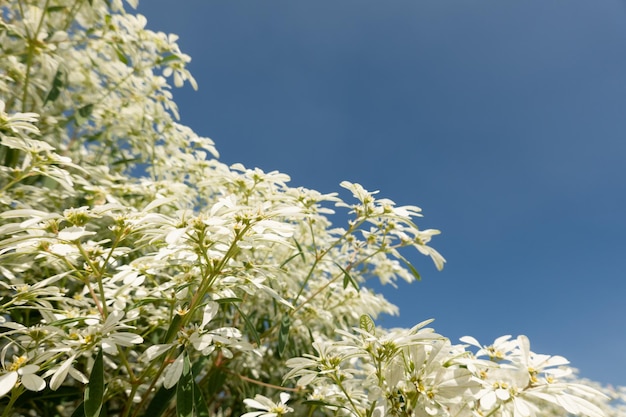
xmin=459 ymin=336 xmax=482 ymax=348
xmin=142 ymin=197 xmax=175 ymax=213
xmin=243 ymin=395 xmax=273 ymax=410
xmin=0 ymin=372 xmax=18 ymax=397
xmin=68 ymin=367 xmax=89 ymax=384
xmin=18 ymin=365 xmax=39 ymax=375
xmin=111 ymin=332 xmax=143 ymax=346
xmin=513 ymin=398 xmax=531 ymax=417
xmin=101 ymin=310 xmax=124 ymax=332
xmin=481 ymin=391 xmax=497 ymax=410
xmin=496 ymin=388 xmax=510 ymax=401
xmin=142 ymin=344 xmax=173 ymax=362
xmin=102 ymin=340 xmax=118 ymax=355
xmin=545 ymin=355 xmax=569 ymax=367
xmin=163 ymin=354 xmax=184 ymax=389
xmin=58 ymin=227 xmax=95 ymax=241
xmin=50 ymin=355 xmax=76 ymax=390
xmin=166 ymin=228 xmax=187 ymax=245
xmin=49 ymin=243 xmax=78 ymax=256
xmin=201 ymin=301 xmax=219 ymax=328
xmin=296 ymin=372 xmax=317 ymax=387
xmin=21 ymin=373 xmax=46 ymax=391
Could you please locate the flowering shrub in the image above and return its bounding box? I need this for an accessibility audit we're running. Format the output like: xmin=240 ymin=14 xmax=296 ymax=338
xmin=0 ymin=1 xmax=624 ymax=417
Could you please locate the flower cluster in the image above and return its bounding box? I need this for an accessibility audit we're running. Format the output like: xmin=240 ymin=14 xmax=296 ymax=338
xmin=0 ymin=1 xmax=622 ymax=417
xmin=283 ymin=317 xmax=610 ymax=417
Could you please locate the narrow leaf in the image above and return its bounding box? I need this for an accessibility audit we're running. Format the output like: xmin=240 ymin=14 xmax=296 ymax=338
xmin=397 ymin=254 xmax=421 ymax=281
xmin=47 ymin=6 xmax=68 ymax=12
xmin=204 ymin=367 xmax=227 ymax=399
xmin=233 ymin=304 xmax=260 ymax=346
xmin=114 ymin=46 xmax=129 ymax=65
xmin=277 ymin=315 xmax=290 ymax=358
xmin=176 ymin=354 xmax=194 ymax=417
xmin=280 ymin=251 xmax=304 ymax=269
xmin=193 ymin=379 xmax=210 ymax=417
xmin=70 ymin=403 xmax=85 ymax=417
xmin=142 ymin=385 xmax=175 ymax=417
xmin=44 ymin=69 xmax=64 ymax=104
xmin=335 ymin=262 xmax=358 ymax=291
xmin=214 ymin=297 xmax=243 ymax=304
xmin=84 ymin=349 xmax=104 ymax=417
xmin=159 ymin=54 xmax=181 ymax=64
xmin=163 ymin=314 xmax=182 ymax=344
xmin=293 ymin=239 xmax=306 ymax=262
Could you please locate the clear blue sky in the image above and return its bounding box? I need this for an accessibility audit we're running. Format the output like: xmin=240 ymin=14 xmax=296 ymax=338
xmin=137 ymin=1 xmax=626 ymax=386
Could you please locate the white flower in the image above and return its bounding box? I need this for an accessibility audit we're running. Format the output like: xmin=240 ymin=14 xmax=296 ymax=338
xmin=46 ymin=354 xmax=88 ymax=391
xmin=0 ymin=100 xmax=40 ymax=136
xmin=100 ymin=310 xmax=143 ymax=354
xmin=241 ymin=392 xmax=293 ymax=417
xmin=58 ymin=226 xmax=96 ymax=241
xmin=0 ymin=356 xmax=46 ymax=397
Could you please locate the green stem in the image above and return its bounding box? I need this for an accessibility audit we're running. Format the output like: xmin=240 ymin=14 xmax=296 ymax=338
xmin=333 ymin=375 xmax=364 ymax=417
xmin=1 ymin=385 xmax=24 ymax=417
xmin=121 ymin=382 xmax=140 ymax=417
xmin=293 ymin=217 xmax=366 ymax=304
xmin=19 ymin=0 xmax=50 ymax=113
xmin=76 ymin=241 xmax=108 ymax=318
xmin=130 ymin=348 xmax=178 ymax=417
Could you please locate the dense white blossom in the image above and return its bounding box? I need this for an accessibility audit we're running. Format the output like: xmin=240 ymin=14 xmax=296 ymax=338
xmin=0 ymin=1 xmax=622 ymax=417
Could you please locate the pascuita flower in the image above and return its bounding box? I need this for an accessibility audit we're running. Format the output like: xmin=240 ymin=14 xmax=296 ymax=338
xmin=241 ymin=392 xmax=293 ymax=417
xmin=0 ymin=356 xmax=45 ymax=397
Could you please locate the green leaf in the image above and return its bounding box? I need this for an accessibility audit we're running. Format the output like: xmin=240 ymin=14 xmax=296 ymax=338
xmin=84 ymin=349 xmax=104 ymax=417
xmin=233 ymin=304 xmax=261 ymax=346
xmin=44 ymin=69 xmax=64 ymax=105
xmin=78 ymin=104 xmax=94 ymax=118
xmin=335 ymin=262 xmax=359 ymax=291
xmin=176 ymin=354 xmax=194 ymax=417
xmin=293 ymin=239 xmax=306 ymax=262
xmin=397 ymin=254 xmax=421 ymax=281
xmin=114 ymin=46 xmax=129 ymax=65
xmin=204 ymin=367 xmax=227 ymax=399
xmin=46 ymin=6 xmax=68 ymax=12
xmin=142 ymin=385 xmax=175 ymax=417
xmin=193 ymin=379 xmax=210 ymax=417
xmin=277 ymin=315 xmax=290 ymax=358
xmin=70 ymin=403 xmax=85 ymax=417
xmin=163 ymin=314 xmax=182 ymax=344
xmin=214 ymin=297 xmax=243 ymax=304
xmin=359 ymin=314 xmax=375 ymax=335
xmin=129 ymin=297 xmax=166 ymax=309
xmin=159 ymin=54 xmax=181 ymax=64
xmin=75 ymin=104 xmax=94 ymax=126
xmin=279 ymin=251 xmax=304 ymax=269
xmin=112 ymin=157 xmax=140 ymax=166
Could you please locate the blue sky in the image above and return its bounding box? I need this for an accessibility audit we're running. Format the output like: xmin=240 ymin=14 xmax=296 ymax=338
xmin=137 ymin=1 xmax=626 ymax=386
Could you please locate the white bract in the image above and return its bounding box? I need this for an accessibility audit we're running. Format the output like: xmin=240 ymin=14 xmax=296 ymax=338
xmin=0 ymin=1 xmax=623 ymax=417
